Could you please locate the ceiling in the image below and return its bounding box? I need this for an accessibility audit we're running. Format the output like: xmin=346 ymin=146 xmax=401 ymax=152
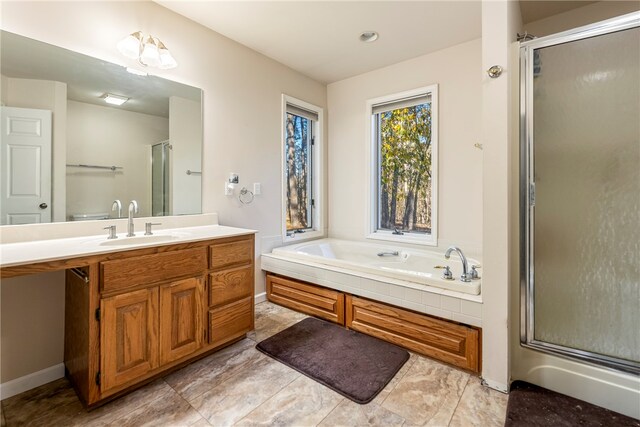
xmin=519 ymin=1 xmax=598 ymax=24
xmin=1 ymin=31 xmax=201 ymax=118
xmin=157 ymin=1 xmax=482 ymax=84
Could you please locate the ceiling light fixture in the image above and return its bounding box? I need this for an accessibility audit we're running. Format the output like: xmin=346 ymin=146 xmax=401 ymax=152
xmin=101 ymin=93 xmax=129 ymax=106
xmin=359 ymin=31 xmax=379 ymax=43
xmin=117 ymin=31 xmax=177 ymax=69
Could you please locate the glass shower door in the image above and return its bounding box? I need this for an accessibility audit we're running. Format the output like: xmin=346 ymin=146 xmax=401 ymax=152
xmin=152 ymin=141 xmax=171 ymax=216
xmin=521 ymin=17 xmax=640 ymax=372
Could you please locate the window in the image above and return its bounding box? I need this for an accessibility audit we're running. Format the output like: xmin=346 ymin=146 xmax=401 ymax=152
xmin=368 ymin=85 xmax=438 ymax=245
xmin=282 ymin=95 xmax=324 ymax=241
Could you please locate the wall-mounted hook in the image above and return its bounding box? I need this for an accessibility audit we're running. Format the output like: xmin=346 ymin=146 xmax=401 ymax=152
xmin=487 ymin=65 xmax=503 ymax=78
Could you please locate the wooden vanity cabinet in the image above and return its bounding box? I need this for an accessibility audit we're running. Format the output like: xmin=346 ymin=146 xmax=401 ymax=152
xmin=63 ymin=234 xmax=255 ymax=407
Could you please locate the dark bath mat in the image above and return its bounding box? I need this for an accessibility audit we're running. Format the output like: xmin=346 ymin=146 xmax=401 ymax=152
xmin=505 ymin=380 xmax=640 ymax=427
xmin=256 ymin=317 xmax=409 ymax=404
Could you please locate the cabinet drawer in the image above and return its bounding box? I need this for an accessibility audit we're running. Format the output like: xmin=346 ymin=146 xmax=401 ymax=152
xmin=101 ymin=247 xmax=207 ymax=293
xmin=209 ymin=265 xmax=253 ymax=308
xmin=266 ymin=274 xmax=344 ymax=324
xmin=209 ymin=296 xmax=253 ymax=347
xmin=346 ymin=295 xmax=480 ymax=373
xmin=209 ymin=238 xmax=253 ymax=270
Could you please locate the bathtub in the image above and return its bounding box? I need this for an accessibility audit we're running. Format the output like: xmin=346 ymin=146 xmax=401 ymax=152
xmin=270 ymin=238 xmax=481 ymax=295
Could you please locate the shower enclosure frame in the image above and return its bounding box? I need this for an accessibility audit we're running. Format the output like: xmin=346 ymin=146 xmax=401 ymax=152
xmin=519 ymin=12 xmax=640 ymax=374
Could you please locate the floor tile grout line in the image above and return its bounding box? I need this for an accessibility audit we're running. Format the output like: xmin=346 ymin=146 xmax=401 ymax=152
xmin=232 ymin=369 xmax=302 ymax=426
xmin=447 ymin=374 xmax=472 ymax=427
xmin=313 ymin=396 xmax=347 ymax=427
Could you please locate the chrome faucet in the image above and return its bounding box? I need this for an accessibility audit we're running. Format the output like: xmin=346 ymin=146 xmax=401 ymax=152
xmin=111 ymin=199 xmax=122 ymax=218
xmin=127 ymin=200 xmax=138 ymax=237
xmin=444 ymin=246 xmax=471 ymax=282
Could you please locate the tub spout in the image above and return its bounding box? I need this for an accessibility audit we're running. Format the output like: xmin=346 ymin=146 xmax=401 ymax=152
xmin=444 ymin=246 xmax=471 ymax=282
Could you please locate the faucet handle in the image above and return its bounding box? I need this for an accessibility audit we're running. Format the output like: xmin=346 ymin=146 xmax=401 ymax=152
xmin=443 ymin=266 xmax=453 ymax=280
xmin=469 ymin=265 xmax=480 ymax=279
xmin=103 ymin=225 xmax=117 ymax=240
xmin=144 ymin=222 xmax=162 ymax=236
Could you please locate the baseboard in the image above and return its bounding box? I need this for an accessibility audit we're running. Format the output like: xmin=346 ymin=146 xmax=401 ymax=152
xmin=255 ymin=292 xmax=267 ymax=304
xmin=0 ymin=363 xmax=65 ymax=401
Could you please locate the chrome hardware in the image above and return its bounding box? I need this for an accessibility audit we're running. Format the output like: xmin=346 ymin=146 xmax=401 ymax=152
xmin=392 ymin=227 xmax=404 ymax=235
xmin=127 ymin=200 xmax=138 ymax=237
xmin=70 ymin=267 xmax=89 ymax=283
xmin=111 ymin=199 xmax=122 ymax=218
xmin=377 ymin=251 xmax=399 ymax=257
xmin=103 ymin=225 xmax=117 ymax=239
xmin=487 ymin=65 xmax=503 ymax=78
xmin=443 ymin=266 xmax=453 ymax=280
xmin=445 ymin=246 xmax=471 ymax=282
xmin=144 ymin=222 xmax=162 ymax=235
xmin=470 ymin=265 xmax=480 ymax=280
xmin=39 ymin=203 xmax=48 ymax=209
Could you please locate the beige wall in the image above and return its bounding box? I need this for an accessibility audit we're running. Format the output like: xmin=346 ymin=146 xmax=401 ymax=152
xmin=327 ymin=39 xmax=483 ymax=256
xmin=524 ymin=1 xmax=640 ymax=37
xmin=0 ymin=272 xmax=65 ymax=383
xmin=169 ymin=96 xmax=202 ymax=216
xmin=0 ymin=0 xmax=326 ymax=385
xmin=66 ymin=100 xmax=169 ymax=219
xmin=1 ymin=76 xmax=67 ymax=223
xmin=479 ymin=0 xmax=522 ymax=392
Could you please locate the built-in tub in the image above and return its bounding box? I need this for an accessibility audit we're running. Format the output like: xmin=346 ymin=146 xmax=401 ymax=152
xmin=270 ymin=238 xmax=481 ymax=295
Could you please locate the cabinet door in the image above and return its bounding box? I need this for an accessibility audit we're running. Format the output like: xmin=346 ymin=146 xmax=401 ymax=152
xmin=101 ymin=288 xmax=159 ymax=392
xmin=160 ymin=277 xmax=205 ymax=364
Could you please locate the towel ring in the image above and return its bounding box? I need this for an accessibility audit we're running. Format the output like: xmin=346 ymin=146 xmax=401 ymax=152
xmin=239 ymin=187 xmax=254 ymax=204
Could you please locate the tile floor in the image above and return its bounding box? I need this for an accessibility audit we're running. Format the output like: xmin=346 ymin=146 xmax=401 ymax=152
xmin=0 ymin=301 xmax=508 ymax=427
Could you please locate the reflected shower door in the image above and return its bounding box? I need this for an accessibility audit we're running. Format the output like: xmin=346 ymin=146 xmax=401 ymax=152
xmin=523 ymin=23 xmax=640 ymax=372
xmin=152 ymin=142 xmax=171 ymax=216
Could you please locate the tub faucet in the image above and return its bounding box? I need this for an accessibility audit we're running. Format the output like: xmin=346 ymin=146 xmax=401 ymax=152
xmin=444 ymin=246 xmax=471 ymax=282
xmin=111 ymin=199 xmax=122 ymax=218
xmin=127 ymin=200 xmax=139 ymax=237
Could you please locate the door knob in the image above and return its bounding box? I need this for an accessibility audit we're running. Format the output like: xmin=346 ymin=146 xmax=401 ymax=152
xmin=39 ymin=203 xmax=48 ymax=209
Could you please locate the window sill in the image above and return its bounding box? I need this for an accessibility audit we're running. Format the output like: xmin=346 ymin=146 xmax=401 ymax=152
xmin=283 ymin=229 xmax=325 ymax=245
xmin=366 ymin=232 xmax=437 ymax=247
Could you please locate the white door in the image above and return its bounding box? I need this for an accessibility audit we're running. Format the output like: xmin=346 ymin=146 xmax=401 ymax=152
xmin=0 ymin=106 xmax=52 ymax=225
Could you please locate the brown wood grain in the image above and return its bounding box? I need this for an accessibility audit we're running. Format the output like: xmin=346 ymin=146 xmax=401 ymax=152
xmin=208 ymin=296 xmax=253 ymax=347
xmin=266 ymin=274 xmax=344 ymax=324
xmin=209 ymin=237 xmax=253 ymax=270
xmin=100 ymin=247 xmax=207 ymax=293
xmin=101 ymin=287 xmax=159 ymax=392
xmin=159 ymin=277 xmax=205 ymax=365
xmin=346 ymin=295 xmax=480 ymax=373
xmin=209 ymin=265 xmax=253 ymax=308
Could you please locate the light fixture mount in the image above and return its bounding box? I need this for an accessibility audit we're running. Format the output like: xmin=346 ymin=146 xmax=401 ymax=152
xmin=101 ymin=93 xmax=129 ymax=106
xmin=360 ymin=31 xmax=379 ymax=43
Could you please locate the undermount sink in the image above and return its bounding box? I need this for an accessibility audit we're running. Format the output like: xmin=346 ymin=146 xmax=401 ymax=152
xmin=99 ymin=234 xmax=181 ymax=247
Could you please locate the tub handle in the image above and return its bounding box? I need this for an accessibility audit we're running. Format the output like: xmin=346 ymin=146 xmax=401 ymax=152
xmin=377 ymin=251 xmax=399 ymax=257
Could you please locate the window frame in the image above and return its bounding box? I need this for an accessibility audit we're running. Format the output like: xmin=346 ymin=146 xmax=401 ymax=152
xmin=281 ymin=94 xmax=325 ymax=243
xmin=365 ymin=84 xmax=439 ymax=246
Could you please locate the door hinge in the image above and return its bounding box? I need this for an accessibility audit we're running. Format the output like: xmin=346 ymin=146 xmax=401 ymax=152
xmin=529 ymin=183 xmax=536 ymax=206
xmin=95 ymin=371 xmax=101 ymax=387
xmin=95 ymin=308 xmax=100 ymax=321
xmin=311 ymin=137 xmax=315 ymax=146
xmin=311 ymin=199 xmax=315 ymax=207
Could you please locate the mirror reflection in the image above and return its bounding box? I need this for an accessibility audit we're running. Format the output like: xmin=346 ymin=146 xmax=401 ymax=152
xmin=0 ymin=31 xmax=203 ymax=225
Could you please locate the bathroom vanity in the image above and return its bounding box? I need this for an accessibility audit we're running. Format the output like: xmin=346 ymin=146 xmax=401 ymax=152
xmin=1 ymin=225 xmax=255 ymax=408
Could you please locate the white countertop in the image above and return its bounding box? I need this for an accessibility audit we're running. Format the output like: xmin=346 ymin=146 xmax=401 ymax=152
xmin=0 ymin=225 xmax=256 ymax=268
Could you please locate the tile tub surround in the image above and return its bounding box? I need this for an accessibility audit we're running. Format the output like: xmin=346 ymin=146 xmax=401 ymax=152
xmin=262 ymin=254 xmax=483 ymax=327
xmin=0 ymin=301 xmax=507 ymax=426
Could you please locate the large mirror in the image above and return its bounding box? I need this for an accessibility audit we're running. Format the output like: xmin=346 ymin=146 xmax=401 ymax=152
xmin=0 ymin=31 xmax=202 ymax=224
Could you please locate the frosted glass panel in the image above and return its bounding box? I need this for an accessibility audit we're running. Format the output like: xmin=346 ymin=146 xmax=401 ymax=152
xmin=533 ymin=28 xmax=640 ymax=363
